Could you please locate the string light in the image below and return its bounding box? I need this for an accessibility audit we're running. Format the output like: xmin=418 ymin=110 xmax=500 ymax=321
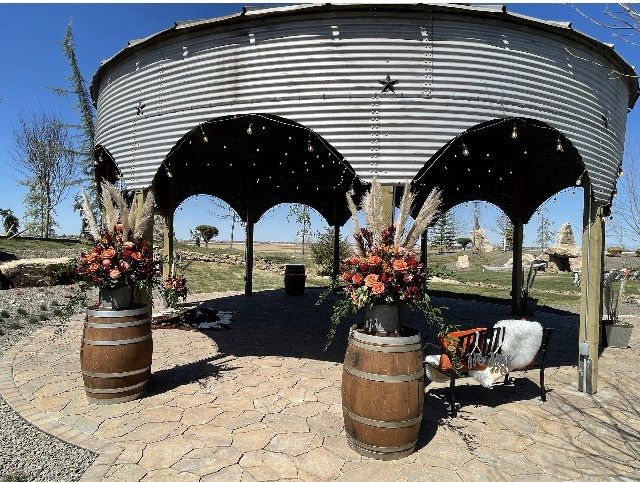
xmin=200 ymin=126 xmax=208 ymax=143
xmin=462 ymin=143 xmax=469 ymax=156
xmin=247 ymin=123 xmax=253 ymax=135
xmin=511 ymin=125 xmax=518 ymax=139
xmin=556 ymin=136 xmax=563 ymax=152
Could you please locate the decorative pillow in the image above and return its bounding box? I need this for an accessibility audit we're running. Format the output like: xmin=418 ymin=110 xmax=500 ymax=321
xmin=438 ymin=327 xmax=488 ymax=372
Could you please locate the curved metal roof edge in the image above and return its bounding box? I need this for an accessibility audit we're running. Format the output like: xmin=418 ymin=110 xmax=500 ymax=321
xmin=89 ymin=3 xmax=639 ymax=108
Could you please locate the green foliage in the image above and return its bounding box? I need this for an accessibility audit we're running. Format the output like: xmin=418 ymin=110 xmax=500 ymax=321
xmin=311 ymin=227 xmax=350 ymax=276
xmin=535 ymin=207 xmax=554 ymax=249
xmin=1 ymin=209 xmax=19 ymax=236
xmin=28 ymin=315 xmax=41 ymax=324
xmin=8 ymin=320 xmax=22 ymax=330
xmin=2 ymin=472 xmax=30 ymax=482
xmin=195 ymin=225 xmax=219 ymax=247
xmin=0 ymin=310 xmax=10 ymax=319
xmin=287 ymin=204 xmax=312 ymax=255
xmin=636 ymin=247 xmax=640 ymax=257
xmin=456 ymin=237 xmax=471 ymax=250
xmin=16 ymin=308 xmax=28 ymax=318
xmin=607 ymin=246 xmax=623 ymax=256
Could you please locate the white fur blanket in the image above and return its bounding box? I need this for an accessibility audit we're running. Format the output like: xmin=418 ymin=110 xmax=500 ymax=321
xmin=425 ymin=319 xmax=543 ymax=387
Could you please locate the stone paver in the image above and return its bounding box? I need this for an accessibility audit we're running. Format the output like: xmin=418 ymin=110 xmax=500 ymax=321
xmin=0 ymin=290 xmax=638 ymax=480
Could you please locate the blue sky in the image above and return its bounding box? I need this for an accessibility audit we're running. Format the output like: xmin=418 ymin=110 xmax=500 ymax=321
xmin=0 ymin=3 xmax=638 ymax=247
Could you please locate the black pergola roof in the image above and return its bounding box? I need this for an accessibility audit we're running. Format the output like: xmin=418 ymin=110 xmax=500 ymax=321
xmin=153 ymin=114 xmax=367 ymax=226
xmin=409 ymin=117 xmax=586 ymax=223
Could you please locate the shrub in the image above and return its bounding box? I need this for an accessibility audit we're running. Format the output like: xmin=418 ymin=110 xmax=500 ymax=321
xmin=0 ymin=310 xmax=10 ymax=319
xmin=636 ymin=247 xmax=640 ymax=257
xmin=311 ymin=227 xmax=351 ymax=276
xmin=39 ymin=303 xmax=48 ymax=311
xmin=607 ymin=246 xmax=623 ymax=256
xmin=28 ymin=315 xmax=41 ymax=325
xmin=16 ymin=308 xmax=28 ymax=317
xmin=8 ymin=320 xmax=22 ymax=330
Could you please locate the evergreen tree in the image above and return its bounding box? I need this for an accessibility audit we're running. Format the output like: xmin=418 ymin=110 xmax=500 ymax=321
xmin=430 ymin=211 xmax=456 ymax=253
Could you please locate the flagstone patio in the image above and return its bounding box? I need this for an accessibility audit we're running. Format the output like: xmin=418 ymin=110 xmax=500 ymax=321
xmin=0 ymin=289 xmax=638 ymax=481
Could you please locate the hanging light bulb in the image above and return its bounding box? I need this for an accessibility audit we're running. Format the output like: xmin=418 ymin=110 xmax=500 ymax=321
xmin=511 ymin=125 xmax=518 ymax=139
xmin=200 ymin=126 xmax=208 ymax=143
xmin=308 ymin=141 xmax=314 ymax=152
xmin=247 ymin=123 xmax=253 ymax=135
xmin=462 ymin=143 xmax=469 ymax=156
xmin=165 ymin=165 xmax=173 ymax=178
xmin=556 ymin=136 xmax=563 ymax=152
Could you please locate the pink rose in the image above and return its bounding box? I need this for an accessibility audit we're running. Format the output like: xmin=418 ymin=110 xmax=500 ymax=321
xmin=102 ymin=259 xmax=111 ymax=267
xmin=109 ymin=269 xmax=121 ymax=279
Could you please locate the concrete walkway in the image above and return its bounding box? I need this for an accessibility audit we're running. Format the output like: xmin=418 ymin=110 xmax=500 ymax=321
xmin=1 ymin=289 xmax=638 ymax=481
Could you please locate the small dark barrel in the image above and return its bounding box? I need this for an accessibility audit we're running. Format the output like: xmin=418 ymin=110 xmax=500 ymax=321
xmin=284 ymin=264 xmax=305 ymax=296
xmin=342 ymin=327 xmax=424 ymax=460
xmin=81 ymin=305 xmax=152 ymax=404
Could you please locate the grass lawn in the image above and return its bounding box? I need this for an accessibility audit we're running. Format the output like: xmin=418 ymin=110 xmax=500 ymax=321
xmin=181 ymin=260 xmax=331 ymax=293
xmin=0 ymin=237 xmax=81 ymax=252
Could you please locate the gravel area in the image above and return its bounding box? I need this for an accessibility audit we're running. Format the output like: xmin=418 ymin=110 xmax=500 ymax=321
xmin=0 ymin=284 xmax=98 ymax=482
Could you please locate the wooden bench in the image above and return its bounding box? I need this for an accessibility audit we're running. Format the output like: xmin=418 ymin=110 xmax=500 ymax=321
xmin=431 ymin=326 xmax=553 ymax=417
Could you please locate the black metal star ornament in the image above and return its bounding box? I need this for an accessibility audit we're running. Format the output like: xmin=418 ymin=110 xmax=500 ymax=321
xmin=379 ymin=74 xmax=399 ymax=93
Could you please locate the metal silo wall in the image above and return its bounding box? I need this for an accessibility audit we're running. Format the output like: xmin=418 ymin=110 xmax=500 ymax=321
xmin=94 ymin=10 xmax=630 ymax=203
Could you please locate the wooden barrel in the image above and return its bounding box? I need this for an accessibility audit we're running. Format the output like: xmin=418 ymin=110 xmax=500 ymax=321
xmin=284 ymin=264 xmax=305 ymax=295
xmin=81 ymin=305 xmax=152 ymax=404
xmin=342 ymin=327 xmax=424 ymax=460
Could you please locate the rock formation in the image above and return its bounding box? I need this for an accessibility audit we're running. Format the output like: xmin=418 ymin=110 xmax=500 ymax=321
xmin=471 ymin=228 xmax=494 ymax=253
xmin=542 ymin=223 xmax=581 ymax=272
xmin=0 ymin=257 xmax=73 ymax=289
xmin=456 ymin=255 xmax=470 ymax=270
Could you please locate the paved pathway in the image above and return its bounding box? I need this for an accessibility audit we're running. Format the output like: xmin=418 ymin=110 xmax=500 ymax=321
xmin=1 ymin=289 xmax=638 ymax=481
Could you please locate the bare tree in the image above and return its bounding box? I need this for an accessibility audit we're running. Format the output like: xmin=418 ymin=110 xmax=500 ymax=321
xmin=614 ymin=146 xmax=640 ymax=243
xmin=495 ymin=213 xmax=514 ymax=251
xmin=210 ymin=199 xmax=243 ymax=249
xmin=12 ymin=112 xmax=78 ymax=238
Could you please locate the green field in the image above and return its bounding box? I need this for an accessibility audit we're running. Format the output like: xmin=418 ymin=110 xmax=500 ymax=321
xmin=0 ymin=237 xmax=81 ymax=252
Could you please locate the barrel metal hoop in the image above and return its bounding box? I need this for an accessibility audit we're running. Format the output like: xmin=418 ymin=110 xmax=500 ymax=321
xmin=86 ymin=392 xmax=144 ymax=405
xmin=84 ymin=380 xmax=147 ymax=394
xmin=349 ymin=339 xmax=423 ymax=353
xmin=343 ymin=406 xmax=422 ymax=428
xmin=85 ymin=318 xmax=150 ymax=329
xmin=344 ymin=365 xmax=424 ymax=382
xmin=82 ymin=366 xmax=151 ymax=378
xmin=86 ymin=306 xmax=150 ymax=318
xmin=83 ymin=335 xmax=151 ymax=346
xmin=345 ymin=433 xmax=416 ymax=454
xmin=352 ymin=330 xmax=421 ymax=346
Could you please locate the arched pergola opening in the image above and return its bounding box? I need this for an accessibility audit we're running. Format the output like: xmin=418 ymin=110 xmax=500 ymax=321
xmin=408 ymin=117 xmax=586 ymax=316
xmin=152 ymin=113 xmax=367 ymax=294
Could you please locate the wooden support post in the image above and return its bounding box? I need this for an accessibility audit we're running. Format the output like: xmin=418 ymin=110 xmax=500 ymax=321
xmin=579 ymin=181 xmax=604 ymax=394
xmin=245 ymin=189 xmax=254 ymax=297
xmin=511 ymin=164 xmax=524 ymax=316
xmin=162 ymin=211 xmax=174 ymax=279
xmin=133 ymin=189 xmax=153 ymax=306
xmin=332 ymin=223 xmax=340 ymax=280
xmin=511 ymin=219 xmax=524 ymax=316
xmin=420 ymin=229 xmax=428 ymax=269
xmin=381 ymin=185 xmax=394 ymax=227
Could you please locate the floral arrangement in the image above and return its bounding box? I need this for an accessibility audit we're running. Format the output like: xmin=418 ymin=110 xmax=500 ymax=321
xmin=322 ymin=178 xmax=449 ymax=345
xmin=160 ymin=274 xmax=188 ymax=308
xmin=75 ymin=229 xmax=155 ymax=289
xmin=75 ymin=181 xmax=157 ymax=290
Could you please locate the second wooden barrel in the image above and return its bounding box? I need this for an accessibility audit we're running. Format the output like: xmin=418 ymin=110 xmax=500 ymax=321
xmin=81 ymin=305 xmax=152 ymax=404
xmin=284 ymin=264 xmax=305 ymax=295
xmin=342 ymin=327 xmax=424 ymax=460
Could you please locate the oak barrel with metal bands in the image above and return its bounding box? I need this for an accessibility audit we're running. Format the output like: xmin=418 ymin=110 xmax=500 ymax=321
xmin=81 ymin=305 xmax=152 ymax=404
xmin=284 ymin=264 xmax=305 ymax=296
xmin=342 ymin=327 xmax=424 ymax=460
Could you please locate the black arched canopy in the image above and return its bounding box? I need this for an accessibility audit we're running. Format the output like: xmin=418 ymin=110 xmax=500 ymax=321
xmin=153 ymin=113 xmax=367 ymax=226
xmin=409 ymin=117 xmax=585 ymax=223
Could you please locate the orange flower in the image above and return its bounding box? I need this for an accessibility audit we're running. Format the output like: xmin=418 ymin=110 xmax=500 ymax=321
xmin=352 ymin=273 xmax=364 ymax=285
xmin=109 ymin=269 xmax=121 ymax=279
xmin=131 ymin=252 xmax=143 ymax=261
xmin=364 ymin=274 xmax=379 ymax=287
xmin=88 ymin=263 xmax=99 ymax=272
xmin=342 ymin=272 xmax=352 ymax=282
xmin=372 ymin=282 xmax=385 ymax=295
xmin=101 ymin=248 xmax=116 ymax=259
xmin=392 ymin=259 xmax=408 ymax=271
xmin=369 ymin=255 xmax=382 ymax=265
